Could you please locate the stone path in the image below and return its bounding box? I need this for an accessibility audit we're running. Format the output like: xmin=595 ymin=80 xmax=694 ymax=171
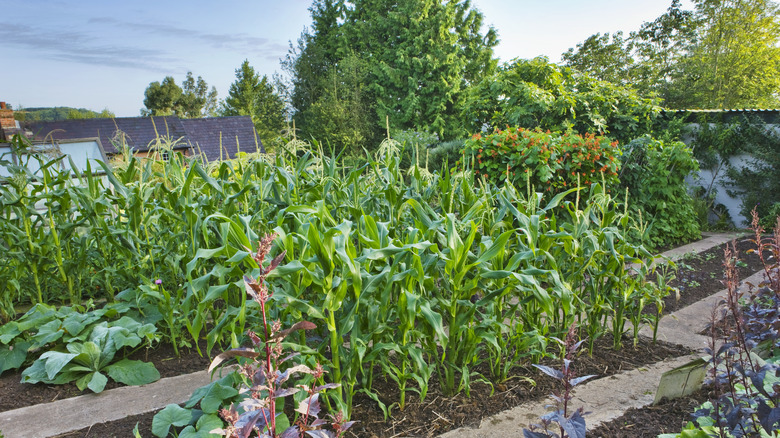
xmin=440 ymin=268 xmax=766 ymax=438
xmin=0 ymin=232 xmax=752 ymax=437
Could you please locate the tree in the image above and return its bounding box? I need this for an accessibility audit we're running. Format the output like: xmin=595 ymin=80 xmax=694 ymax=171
xmin=562 ymin=0 xmax=780 ymax=109
xmin=282 ymin=0 xmax=345 ymax=117
xmin=631 ymin=0 xmax=698 ymax=103
xmin=562 ymin=0 xmax=697 ymax=102
xmin=343 ymin=0 xmax=497 ymax=138
xmin=142 ymin=77 xmax=182 ymax=116
xmin=66 ymin=108 xmax=115 ymax=119
xmin=681 ymin=0 xmax=780 ymax=108
xmin=562 ymin=32 xmax=637 ymax=86
xmin=302 ymin=53 xmax=375 ymax=153
xmin=180 ymin=72 xmax=219 ymax=117
xmin=284 ymin=0 xmax=498 ymax=144
xmin=142 ymin=73 xmax=218 ymax=117
xmin=222 ymin=60 xmax=286 ymax=147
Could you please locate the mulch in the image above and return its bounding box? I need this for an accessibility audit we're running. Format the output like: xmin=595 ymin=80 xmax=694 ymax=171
xmin=588 ymin=388 xmax=713 ymax=437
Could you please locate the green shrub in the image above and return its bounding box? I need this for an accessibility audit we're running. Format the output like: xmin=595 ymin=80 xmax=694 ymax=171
xmin=619 ymin=136 xmax=700 ymax=249
xmin=426 ymin=139 xmax=465 ymax=172
xmin=463 ymin=127 xmax=620 ymax=196
xmin=461 ymin=57 xmax=660 ymax=144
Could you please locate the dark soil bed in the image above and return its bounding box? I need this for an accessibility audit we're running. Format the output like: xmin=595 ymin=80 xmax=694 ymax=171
xmin=53 ymin=334 xmax=692 ymax=438
xmin=0 ymin=340 xmax=213 ymax=413
xmin=654 ymin=235 xmax=767 ymax=315
xmin=589 ymin=387 xmax=712 ymax=437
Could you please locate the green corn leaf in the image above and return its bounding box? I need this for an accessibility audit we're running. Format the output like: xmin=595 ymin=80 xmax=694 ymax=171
xmin=420 ymin=301 xmax=447 ymax=349
xmin=202 ymin=284 xmax=230 ymax=303
xmin=473 ymin=230 xmax=513 ymax=266
xmin=186 ymin=247 xmax=226 ymax=277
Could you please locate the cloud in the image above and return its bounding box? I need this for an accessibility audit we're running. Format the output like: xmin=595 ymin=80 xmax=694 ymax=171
xmin=0 ymin=16 xmax=289 ymax=73
xmin=88 ymin=17 xmax=289 ymax=61
xmin=0 ymin=23 xmax=173 ymax=71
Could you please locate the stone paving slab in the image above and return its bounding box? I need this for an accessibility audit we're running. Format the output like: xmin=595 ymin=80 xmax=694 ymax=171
xmin=437 ymin=354 xmax=700 ymax=438
xmin=641 ymin=270 xmax=766 ymax=352
xmin=659 ymin=232 xmax=744 ymax=262
xmin=0 ymin=369 xmax=220 ymax=438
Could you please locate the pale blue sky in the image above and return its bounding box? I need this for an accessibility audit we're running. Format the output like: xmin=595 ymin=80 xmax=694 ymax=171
xmin=1 ymin=0 xmax=691 ymax=116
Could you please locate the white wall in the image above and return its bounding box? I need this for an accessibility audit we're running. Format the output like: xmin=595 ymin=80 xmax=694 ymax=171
xmin=688 ymin=153 xmax=754 ymax=228
xmin=683 ymin=121 xmax=779 ymax=229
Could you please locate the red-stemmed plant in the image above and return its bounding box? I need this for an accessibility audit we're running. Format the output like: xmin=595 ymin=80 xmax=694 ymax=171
xmin=209 ymin=233 xmax=354 ymax=438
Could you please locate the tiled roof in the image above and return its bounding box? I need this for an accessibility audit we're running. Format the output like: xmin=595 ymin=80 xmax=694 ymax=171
xmin=24 ymin=116 xmax=263 ymax=162
xmin=26 ymin=116 xmax=189 ymax=154
xmin=180 ymin=116 xmax=263 ymax=162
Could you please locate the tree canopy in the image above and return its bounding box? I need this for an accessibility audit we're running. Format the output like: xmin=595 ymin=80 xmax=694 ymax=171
xmin=562 ymin=0 xmax=780 ymax=109
xmin=221 ymin=60 xmax=286 ymax=148
xmin=14 ymin=107 xmax=115 ymax=122
xmin=283 ymin=0 xmax=498 ymax=151
xmin=142 ymin=73 xmax=218 ymax=117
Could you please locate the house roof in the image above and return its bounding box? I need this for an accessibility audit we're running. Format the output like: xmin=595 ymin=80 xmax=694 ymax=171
xmin=26 ymin=116 xmax=189 ymax=154
xmin=25 ymin=116 xmax=263 ymax=162
xmin=180 ymin=116 xmax=262 ymax=162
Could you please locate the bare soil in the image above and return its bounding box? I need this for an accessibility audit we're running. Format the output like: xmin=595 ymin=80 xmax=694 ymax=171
xmin=52 ymin=334 xmax=692 ymax=438
xmin=589 ymin=388 xmax=713 ymax=437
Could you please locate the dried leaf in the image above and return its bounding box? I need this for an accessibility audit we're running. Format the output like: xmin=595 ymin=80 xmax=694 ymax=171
xmin=275 ymin=321 xmax=317 ymax=341
xmin=208 ymin=348 xmax=259 ymax=374
xmin=263 ymin=251 xmax=287 ymax=275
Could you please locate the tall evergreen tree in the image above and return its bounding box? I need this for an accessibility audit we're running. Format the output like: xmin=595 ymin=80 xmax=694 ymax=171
xmin=222 ymin=60 xmax=286 ymax=147
xmin=284 ymin=0 xmax=497 ymax=146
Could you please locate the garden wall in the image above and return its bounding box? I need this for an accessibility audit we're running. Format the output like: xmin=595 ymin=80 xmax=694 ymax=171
xmin=680 ymin=111 xmax=780 ymax=228
xmin=686 ymin=151 xmax=754 ymax=228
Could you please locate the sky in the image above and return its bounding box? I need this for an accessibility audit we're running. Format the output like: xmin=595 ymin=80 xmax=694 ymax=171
xmin=1 ymin=0 xmax=693 ymax=117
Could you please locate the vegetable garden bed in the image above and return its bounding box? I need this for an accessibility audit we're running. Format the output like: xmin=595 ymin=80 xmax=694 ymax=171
xmin=2 ymin=132 xmax=774 ymax=438
xmin=50 ymin=335 xmax=690 ymax=438
xmin=10 ymin=236 xmax=764 ymax=438
xmin=1 ymin=236 xmax=764 ymax=415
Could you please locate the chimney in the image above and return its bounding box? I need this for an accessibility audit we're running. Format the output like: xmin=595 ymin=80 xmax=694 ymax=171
xmin=0 ymin=101 xmax=19 ymax=141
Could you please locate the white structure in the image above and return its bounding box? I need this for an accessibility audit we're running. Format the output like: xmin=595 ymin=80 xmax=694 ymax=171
xmin=0 ymin=137 xmax=109 ymax=178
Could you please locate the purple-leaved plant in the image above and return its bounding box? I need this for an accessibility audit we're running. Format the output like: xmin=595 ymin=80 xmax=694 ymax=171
xmin=524 ymin=324 xmax=595 ymax=438
xmin=696 ymin=209 xmax=780 ymax=436
xmin=209 ymin=233 xmax=354 ymax=438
